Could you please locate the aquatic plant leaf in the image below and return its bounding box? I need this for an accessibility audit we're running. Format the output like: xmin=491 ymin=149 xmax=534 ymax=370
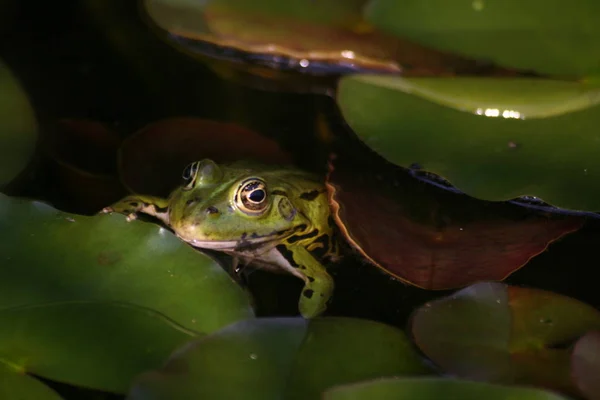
xmin=119 ymin=118 xmax=292 ymax=196
xmin=0 ymin=59 xmax=37 ymax=190
xmin=143 ymin=0 xmax=495 ymax=81
xmin=0 ymin=302 xmax=195 ymax=393
xmin=571 ymin=331 xmax=600 ymax=400
xmin=46 ymin=119 xmax=126 ymax=214
xmin=410 ymin=282 xmax=600 ymax=396
xmin=326 ymin=152 xmax=582 ymax=290
xmin=324 ymin=377 xmax=569 ymax=400
xmin=0 ymin=363 xmax=64 ymax=400
xmin=337 ymin=74 xmax=600 ymax=211
xmin=128 ymin=317 xmax=430 ymax=400
xmin=0 ymin=193 xmax=254 ymax=333
xmin=366 ymin=0 xmax=600 ymax=77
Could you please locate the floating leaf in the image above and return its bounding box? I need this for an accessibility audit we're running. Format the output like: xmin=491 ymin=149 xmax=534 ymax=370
xmin=571 ymin=330 xmax=600 ymax=400
xmin=128 ymin=317 xmax=430 ymax=400
xmin=46 ymin=119 xmax=126 ymax=214
xmin=326 ymin=152 xmax=582 ymax=290
xmin=0 ymin=193 xmax=254 ymax=333
xmin=119 ymin=118 xmax=292 ymax=196
xmin=142 ymin=0 xmax=501 ymax=87
xmin=0 ymin=58 xmax=37 ymax=190
xmin=410 ymin=282 xmax=600 ymax=396
xmin=337 ymin=74 xmax=600 ymax=211
xmin=0 ymin=363 xmax=64 ymax=400
xmin=0 ymin=302 xmax=196 ymax=393
xmin=366 ymin=0 xmax=600 ymax=77
xmin=324 ymin=377 xmax=570 ymax=400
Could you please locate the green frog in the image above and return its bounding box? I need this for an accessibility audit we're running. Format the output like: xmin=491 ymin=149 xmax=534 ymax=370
xmin=101 ymin=159 xmax=340 ymax=318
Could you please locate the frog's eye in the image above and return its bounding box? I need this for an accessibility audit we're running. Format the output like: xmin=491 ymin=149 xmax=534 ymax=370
xmin=182 ymin=162 xmax=199 ymax=190
xmin=236 ymin=178 xmax=269 ymax=215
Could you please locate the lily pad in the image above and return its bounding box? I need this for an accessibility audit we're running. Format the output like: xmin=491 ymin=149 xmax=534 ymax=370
xmin=571 ymin=330 xmax=600 ymax=400
xmin=0 ymin=301 xmax=195 ymax=393
xmin=337 ymin=74 xmax=600 ymax=211
xmin=46 ymin=119 xmax=126 ymax=214
xmin=0 ymin=59 xmax=37 ymax=190
xmin=142 ymin=0 xmax=501 ymax=86
xmin=410 ymin=282 xmax=600 ymax=396
xmin=326 ymin=152 xmax=582 ymax=290
xmin=365 ymin=0 xmax=600 ymax=77
xmin=0 ymin=363 xmax=64 ymax=400
xmin=324 ymin=377 xmax=570 ymax=400
xmin=0 ymin=193 xmax=254 ymax=333
xmin=128 ymin=317 xmax=430 ymax=400
xmin=119 ymin=118 xmax=292 ymax=196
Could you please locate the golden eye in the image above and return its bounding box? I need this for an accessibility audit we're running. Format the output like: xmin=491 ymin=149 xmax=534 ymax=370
xmin=236 ymin=179 xmax=268 ymax=215
xmin=182 ymin=162 xmax=199 ymax=190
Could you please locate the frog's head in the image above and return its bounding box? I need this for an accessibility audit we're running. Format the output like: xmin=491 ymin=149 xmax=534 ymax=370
xmin=168 ymin=159 xmax=309 ymax=250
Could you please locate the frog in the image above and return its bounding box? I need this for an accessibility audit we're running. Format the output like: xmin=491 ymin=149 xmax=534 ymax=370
xmin=101 ymin=159 xmax=340 ymax=318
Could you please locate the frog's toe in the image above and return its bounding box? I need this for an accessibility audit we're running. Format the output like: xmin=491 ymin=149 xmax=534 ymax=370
xmin=100 ymin=206 xmax=114 ymax=214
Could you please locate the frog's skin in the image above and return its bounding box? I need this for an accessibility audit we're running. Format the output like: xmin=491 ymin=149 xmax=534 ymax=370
xmin=102 ymin=159 xmax=340 ymax=318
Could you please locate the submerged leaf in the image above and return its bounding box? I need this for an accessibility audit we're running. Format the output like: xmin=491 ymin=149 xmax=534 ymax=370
xmin=337 ymin=74 xmax=600 ymax=211
xmin=410 ymin=282 xmax=600 ymax=396
xmin=0 ymin=59 xmax=37 ymax=190
xmin=119 ymin=118 xmax=292 ymax=196
xmin=128 ymin=317 xmax=430 ymax=400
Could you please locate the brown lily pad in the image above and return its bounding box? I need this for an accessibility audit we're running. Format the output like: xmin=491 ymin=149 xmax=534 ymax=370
xmin=119 ymin=118 xmax=292 ymax=196
xmin=45 ymin=119 xmax=126 ymax=213
xmin=571 ymin=330 xmax=600 ymax=400
xmin=410 ymin=282 xmax=600 ymax=397
xmin=325 ymin=152 xmax=583 ymax=290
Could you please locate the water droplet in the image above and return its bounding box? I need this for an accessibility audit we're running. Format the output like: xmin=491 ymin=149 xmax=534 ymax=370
xmin=250 ymin=353 xmax=258 ymax=360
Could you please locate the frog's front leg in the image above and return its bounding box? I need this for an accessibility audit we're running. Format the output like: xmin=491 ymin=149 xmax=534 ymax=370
xmin=101 ymin=195 xmax=170 ymax=224
xmin=274 ymin=244 xmax=334 ymax=318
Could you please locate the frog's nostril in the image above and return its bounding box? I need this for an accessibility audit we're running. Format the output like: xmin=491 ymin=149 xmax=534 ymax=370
xmin=206 ymin=206 xmax=219 ymax=215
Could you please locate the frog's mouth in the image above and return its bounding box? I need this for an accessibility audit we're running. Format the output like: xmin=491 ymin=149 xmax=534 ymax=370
xmin=177 ymin=227 xmax=300 ymax=251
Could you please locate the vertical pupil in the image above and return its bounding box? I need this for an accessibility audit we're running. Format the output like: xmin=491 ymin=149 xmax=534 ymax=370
xmin=248 ymin=189 xmax=265 ymax=203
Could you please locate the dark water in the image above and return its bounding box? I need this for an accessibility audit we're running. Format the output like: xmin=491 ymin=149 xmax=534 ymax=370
xmin=2 ymin=2 xmax=600 ymax=399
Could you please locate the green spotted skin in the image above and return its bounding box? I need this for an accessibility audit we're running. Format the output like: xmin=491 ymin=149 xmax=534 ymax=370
xmin=102 ymin=159 xmax=340 ymax=318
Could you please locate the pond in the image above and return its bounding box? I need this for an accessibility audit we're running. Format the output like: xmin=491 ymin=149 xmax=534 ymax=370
xmin=1 ymin=1 xmax=599 ymax=399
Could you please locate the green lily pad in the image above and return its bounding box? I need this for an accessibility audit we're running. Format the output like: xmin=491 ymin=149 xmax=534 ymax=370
xmin=571 ymin=330 xmax=600 ymax=400
xmin=128 ymin=317 xmax=431 ymax=400
xmin=0 ymin=193 xmax=254 ymax=333
xmin=0 ymin=59 xmax=37 ymax=190
xmin=365 ymin=0 xmax=600 ymax=77
xmin=0 ymin=301 xmax=196 ymax=393
xmin=323 ymin=377 xmax=570 ymax=400
xmin=337 ymin=74 xmax=600 ymax=211
xmin=0 ymin=363 xmax=64 ymax=400
xmin=410 ymin=282 xmax=600 ymax=396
